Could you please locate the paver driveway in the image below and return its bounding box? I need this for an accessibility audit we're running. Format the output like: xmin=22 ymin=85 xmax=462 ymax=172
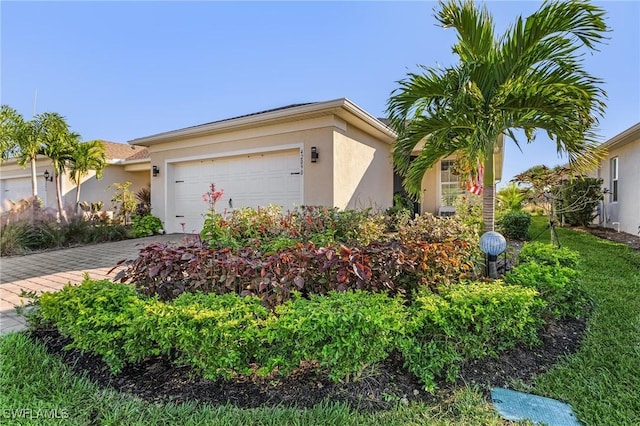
xmin=0 ymin=234 xmax=185 ymax=334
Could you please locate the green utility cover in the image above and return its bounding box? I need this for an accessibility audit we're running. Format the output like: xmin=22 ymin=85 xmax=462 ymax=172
xmin=491 ymin=387 xmax=581 ymax=425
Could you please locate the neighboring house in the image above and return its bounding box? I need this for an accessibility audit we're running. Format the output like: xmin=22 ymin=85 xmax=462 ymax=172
xmin=130 ymin=98 xmax=503 ymax=234
xmin=593 ymin=122 xmax=640 ymax=235
xmin=0 ymin=141 xmax=150 ymax=214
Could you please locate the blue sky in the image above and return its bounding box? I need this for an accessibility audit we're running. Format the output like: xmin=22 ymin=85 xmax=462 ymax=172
xmin=2 ymin=1 xmax=639 ymax=185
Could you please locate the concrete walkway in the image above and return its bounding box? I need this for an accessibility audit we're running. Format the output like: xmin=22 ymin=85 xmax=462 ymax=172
xmin=0 ymin=234 xmax=186 ymax=334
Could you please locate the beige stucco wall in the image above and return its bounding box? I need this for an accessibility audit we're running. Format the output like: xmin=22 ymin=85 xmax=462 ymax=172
xmin=333 ymin=123 xmax=392 ymax=211
xmin=597 ymin=139 xmax=640 ymax=235
xmin=0 ymin=158 xmax=149 ymax=215
xmin=78 ymin=166 xmax=150 ymax=213
xmin=146 ymin=114 xmax=394 ymax=227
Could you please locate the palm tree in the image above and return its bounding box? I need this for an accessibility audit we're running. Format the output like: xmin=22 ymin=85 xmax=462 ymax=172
xmin=68 ymin=140 xmax=107 ymax=214
xmin=0 ymin=105 xmax=23 ymax=162
xmin=39 ymin=113 xmax=78 ymax=222
xmin=497 ymin=183 xmax=528 ymax=212
xmin=0 ymin=106 xmax=48 ymax=199
xmin=386 ymin=0 xmax=608 ymax=233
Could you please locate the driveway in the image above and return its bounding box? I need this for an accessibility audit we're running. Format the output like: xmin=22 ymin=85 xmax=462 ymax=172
xmin=0 ymin=234 xmax=186 ymax=334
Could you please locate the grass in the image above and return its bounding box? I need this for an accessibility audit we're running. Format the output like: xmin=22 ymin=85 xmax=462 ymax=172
xmin=0 ymin=333 xmax=507 ymax=425
xmin=529 ymin=216 xmax=640 ymax=425
xmin=1 ymin=215 xmax=638 ymax=424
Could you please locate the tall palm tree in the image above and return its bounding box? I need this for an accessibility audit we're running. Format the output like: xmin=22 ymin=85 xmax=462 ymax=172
xmin=39 ymin=113 xmax=78 ymax=222
xmin=0 ymin=105 xmax=24 ymax=162
xmin=68 ymin=140 xmax=107 ymax=214
xmin=386 ymin=0 xmax=608 ymax=233
xmin=0 ymin=106 xmax=48 ymax=199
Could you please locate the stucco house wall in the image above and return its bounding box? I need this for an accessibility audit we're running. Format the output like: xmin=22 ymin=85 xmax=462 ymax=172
xmin=0 ymin=141 xmax=150 ymax=215
xmin=130 ymin=99 xmax=396 ymax=234
xmin=595 ymin=122 xmax=640 ymax=235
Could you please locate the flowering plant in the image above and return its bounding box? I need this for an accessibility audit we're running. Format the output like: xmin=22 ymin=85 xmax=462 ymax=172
xmin=200 ymin=183 xmax=236 ymax=248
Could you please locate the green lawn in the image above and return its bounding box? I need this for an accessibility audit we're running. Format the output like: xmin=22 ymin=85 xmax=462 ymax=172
xmin=530 ymin=217 xmax=640 ymax=425
xmin=1 ymin=217 xmax=638 ymax=425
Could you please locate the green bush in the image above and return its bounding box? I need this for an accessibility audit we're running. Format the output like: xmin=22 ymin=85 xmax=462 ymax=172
xmin=400 ymin=281 xmax=543 ymax=391
xmin=35 ymin=278 xmax=549 ymax=392
xmin=145 ymin=292 xmax=270 ymax=379
xmin=498 ymin=211 xmax=532 ymax=240
xmin=398 ymin=213 xmax=479 ymax=247
xmin=504 ymin=262 xmax=589 ymax=319
xmin=558 ymin=177 xmax=603 ymax=226
xmin=39 ymin=279 xmax=155 ymax=372
xmin=131 ymin=214 xmax=163 ymax=237
xmin=517 ymin=242 xmax=580 ymax=269
xmin=262 ymin=291 xmax=408 ymax=381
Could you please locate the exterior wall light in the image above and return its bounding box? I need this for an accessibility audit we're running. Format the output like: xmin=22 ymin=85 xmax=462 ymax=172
xmin=43 ymin=170 xmax=54 ymax=182
xmin=153 ymin=165 xmax=160 ymax=177
xmin=479 ymin=231 xmax=507 ymax=278
xmin=311 ymin=147 xmax=319 ymax=163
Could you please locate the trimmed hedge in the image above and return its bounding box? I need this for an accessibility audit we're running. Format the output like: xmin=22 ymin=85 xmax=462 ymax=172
xmin=506 ymin=242 xmax=589 ymax=319
xmin=37 ymin=278 xmax=547 ymax=391
xmin=399 ymin=281 xmax=544 ymax=391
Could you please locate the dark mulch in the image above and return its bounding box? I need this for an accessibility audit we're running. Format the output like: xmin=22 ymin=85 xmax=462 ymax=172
xmin=579 ymin=226 xmax=640 ymax=251
xmin=29 ymin=316 xmax=585 ymax=411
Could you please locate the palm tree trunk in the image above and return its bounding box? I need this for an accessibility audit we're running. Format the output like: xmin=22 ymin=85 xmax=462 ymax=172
xmin=55 ymin=171 xmax=67 ymax=223
xmin=482 ymin=151 xmax=495 ymax=233
xmin=75 ymin=173 xmax=81 ymax=215
xmin=30 ymin=156 xmax=38 ymax=198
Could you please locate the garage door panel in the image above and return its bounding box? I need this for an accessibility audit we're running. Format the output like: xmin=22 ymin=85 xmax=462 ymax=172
xmin=170 ymin=150 xmax=302 ymax=233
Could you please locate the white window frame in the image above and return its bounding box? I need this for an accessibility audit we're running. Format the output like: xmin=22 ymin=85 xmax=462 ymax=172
xmin=611 ymin=157 xmax=618 ymax=202
xmin=439 ymin=159 xmax=464 ymax=208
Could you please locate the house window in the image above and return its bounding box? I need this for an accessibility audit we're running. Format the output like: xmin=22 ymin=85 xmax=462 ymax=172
xmin=611 ymin=157 xmax=618 ymax=202
xmin=440 ymin=159 xmax=464 ymax=207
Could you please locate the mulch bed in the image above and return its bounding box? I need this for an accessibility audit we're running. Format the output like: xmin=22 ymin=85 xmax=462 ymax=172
xmin=578 ymin=226 xmax=640 ymax=251
xmin=29 ymin=316 xmax=585 ymax=411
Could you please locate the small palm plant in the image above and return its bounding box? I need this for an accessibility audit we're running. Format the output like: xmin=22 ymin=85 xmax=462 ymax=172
xmin=497 ymin=183 xmax=528 ymax=212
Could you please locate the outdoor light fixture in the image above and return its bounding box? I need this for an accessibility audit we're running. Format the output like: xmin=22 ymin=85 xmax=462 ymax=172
xmin=479 ymin=231 xmax=507 ymax=278
xmin=43 ymin=170 xmax=53 ymax=182
xmin=311 ymin=147 xmax=319 ymax=163
xmin=152 ymin=165 xmax=160 ymax=177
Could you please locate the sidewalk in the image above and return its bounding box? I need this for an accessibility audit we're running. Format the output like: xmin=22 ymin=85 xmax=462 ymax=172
xmin=0 ymin=234 xmax=185 ymax=334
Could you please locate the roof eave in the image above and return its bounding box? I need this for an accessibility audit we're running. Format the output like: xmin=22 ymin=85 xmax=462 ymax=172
xmin=601 ymin=122 xmax=640 ymax=150
xmin=129 ymin=98 xmax=397 ymax=146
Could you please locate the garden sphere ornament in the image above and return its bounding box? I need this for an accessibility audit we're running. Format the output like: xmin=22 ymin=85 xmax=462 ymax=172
xmin=479 ymin=231 xmax=507 ymax=278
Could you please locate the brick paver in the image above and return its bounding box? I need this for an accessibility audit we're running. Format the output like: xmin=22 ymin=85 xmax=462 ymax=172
xmin=0 ymin=234 xmax=185 ymax=334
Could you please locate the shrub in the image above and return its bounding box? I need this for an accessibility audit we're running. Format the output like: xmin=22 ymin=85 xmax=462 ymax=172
xmin=39 ymin=279 xmax=156 ymax=372
xmin=261 ymin=291 xmax=408 ymax=381
xmin=135 ymin=186 xmax=152 ymax=216
xmin=145 ymin=292 xmax=269 ymax=380
xmin=400 ymin=281 xmax=543 ymax=391
xmin=558 ymin=177 xmax=603 ymax=226
xmin=386 ymin=192 xmax=415 ymax=231
xmin=115 ymin=240 xmax=416 ymax=307
xmin=59 ymin=216 xmax=93 ymax=245
xmin=131 ymin=214 xmax=163 ymax=237
xmin=398 ymin=213 xmax=479 ymax=247
xmin=452 ymin=195 xmax=483 ymax=231
xmin=0 ymin=222 xmax=34 ymax=256
xmin=498 ymin=211 xmax=532 ymax=241
xmin=504 ymin=262 xmax=589 ymax=319
xmin=517 ymin=242 xmax=580 ymax=269
xmin=110 ymin=182 xmax=137 ymax=225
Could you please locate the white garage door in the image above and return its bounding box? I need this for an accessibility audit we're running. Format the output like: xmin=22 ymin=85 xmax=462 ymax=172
xmin=170 ymin=149 xmax=302 ymax=233
xmin=0 ymin=177 xmax=48 ymax=212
